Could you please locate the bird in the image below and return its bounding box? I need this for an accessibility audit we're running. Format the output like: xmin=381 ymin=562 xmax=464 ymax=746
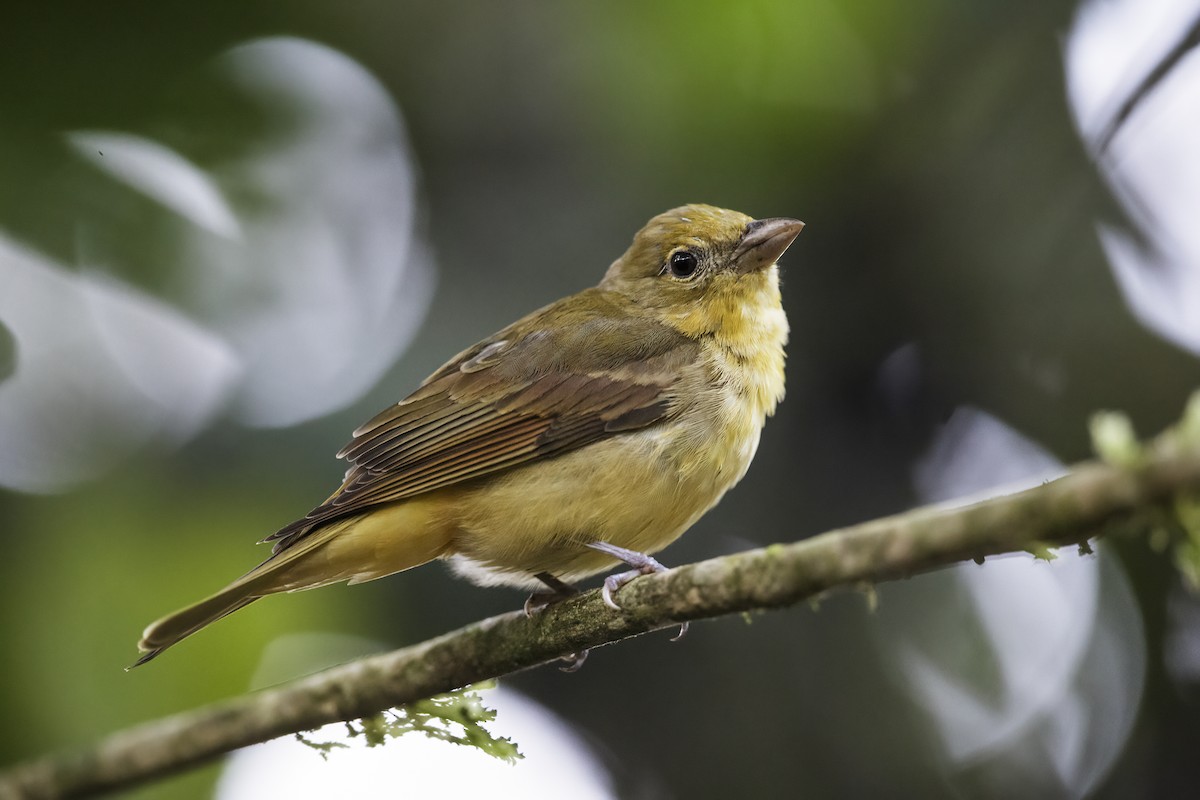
xmin=134 ymin=203 xmax=803 ymax=666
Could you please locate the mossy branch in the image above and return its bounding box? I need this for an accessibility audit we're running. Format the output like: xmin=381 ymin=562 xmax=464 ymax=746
xmin=4 ymin=400 xmax=1200 ymax=799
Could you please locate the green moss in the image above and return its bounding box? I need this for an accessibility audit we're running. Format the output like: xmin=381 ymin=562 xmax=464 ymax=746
xmin=1024 ymin=542 xmax=1058 ymax=562
xmin=295 ymin=682 xmax=522 ymax=764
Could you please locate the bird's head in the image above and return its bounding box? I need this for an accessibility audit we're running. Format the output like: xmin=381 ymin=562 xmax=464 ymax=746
xmin=600 ymin=204 xmax=803 ymax=338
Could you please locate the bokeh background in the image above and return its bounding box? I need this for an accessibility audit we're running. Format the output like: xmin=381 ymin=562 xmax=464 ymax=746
xmin=3 ymin=1 xmax=1200 ymax=797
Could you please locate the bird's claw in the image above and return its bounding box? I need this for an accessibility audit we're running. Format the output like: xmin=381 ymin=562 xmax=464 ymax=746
xmin=559 ymin=650 xmax=590 ymax=672
xmin=601 ymin=569 xmax=644 ymax=610
xmin=588 ymin=541 xmax=687 ymax=641
xmin=523 ymin=593 xmax=553 ymax=618
xmin=523 ymin=573 xmax=592 ymax=671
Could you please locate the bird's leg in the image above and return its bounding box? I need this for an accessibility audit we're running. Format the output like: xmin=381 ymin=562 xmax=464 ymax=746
xmin=587 ymin=541 xmax=688 ymax=641
xmin=586 ymin=542 xmax=670 ymax=608
xmin=524 ymin=572 xmax=581 ymax=617
xmin=524 ymin=572 xmax=589 ymax=672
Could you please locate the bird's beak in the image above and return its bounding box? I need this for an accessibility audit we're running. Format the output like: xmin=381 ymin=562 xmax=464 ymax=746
xmin=733 ymin=217 xmax=805 ymax=274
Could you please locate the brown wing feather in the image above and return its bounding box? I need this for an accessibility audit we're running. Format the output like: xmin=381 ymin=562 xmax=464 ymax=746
xmin=265 ymin=290 xmax=698 ymax=553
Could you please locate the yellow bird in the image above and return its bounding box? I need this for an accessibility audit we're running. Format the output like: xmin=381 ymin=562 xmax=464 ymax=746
xmin=135 ymin=204 xmax=803 ymax=665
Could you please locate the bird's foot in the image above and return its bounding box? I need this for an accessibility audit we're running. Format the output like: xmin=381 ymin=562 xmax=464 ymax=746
xmin=586 ymin=541 xmax=689 ymax=641
xmin=524 ymin=571 xmax=581 ymax=617
xmin=558 ymin=650 xmax=589 ymax=672
xmin=523 ymin=572 xmax=590 ymax=671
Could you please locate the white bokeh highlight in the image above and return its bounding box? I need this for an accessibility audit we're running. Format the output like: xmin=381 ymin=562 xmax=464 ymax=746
xmin=0 ymin=36 xmax=434 ymax=491
xmin=198 ymin=38 xmax=435 ymax=427
xmin=879 ymin=406 xmax=1144 ymax=799
xmin=0 ymin=234 xmax=241 ymax=492
xmin=1066 ymin=0 xmax=1200 ymax=355
xmin=67 ymin=131 xmax=242 ymax=238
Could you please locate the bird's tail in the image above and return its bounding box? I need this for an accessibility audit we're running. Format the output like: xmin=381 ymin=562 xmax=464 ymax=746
xmin=131 ymin=501 xmax=452 ymax=667
xmin=132 ymin=589 xmax=264 ymax=667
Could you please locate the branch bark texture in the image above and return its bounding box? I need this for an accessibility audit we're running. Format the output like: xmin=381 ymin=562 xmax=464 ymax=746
xmin=4 ymin=450 xmax=1200 ymax=799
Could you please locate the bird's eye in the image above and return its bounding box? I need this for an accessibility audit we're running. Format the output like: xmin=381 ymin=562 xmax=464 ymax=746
xmin=668 ymin=250 xmax=699 ymax=278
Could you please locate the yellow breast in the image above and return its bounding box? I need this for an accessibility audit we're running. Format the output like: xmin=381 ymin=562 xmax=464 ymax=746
xmin=445 ymin=266 xmax=788 ymax=588
xmin=676 ymin=266 xmax=788 ymax=488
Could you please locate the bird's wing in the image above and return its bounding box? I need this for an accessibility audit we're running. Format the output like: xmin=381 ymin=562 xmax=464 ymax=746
xmin=265 ymin=291 xmax=698 ymax=552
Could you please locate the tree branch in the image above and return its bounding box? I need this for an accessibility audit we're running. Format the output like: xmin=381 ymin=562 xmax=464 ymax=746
xmin=4 ymin=432 xmax=1200 ymax=799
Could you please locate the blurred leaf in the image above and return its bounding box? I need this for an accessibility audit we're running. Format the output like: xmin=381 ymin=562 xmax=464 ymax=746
xmin=1173 ymin=494 xmax=1200 ymax=591
xmin=1090 ymin=410 xmax=1143 ymax=467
